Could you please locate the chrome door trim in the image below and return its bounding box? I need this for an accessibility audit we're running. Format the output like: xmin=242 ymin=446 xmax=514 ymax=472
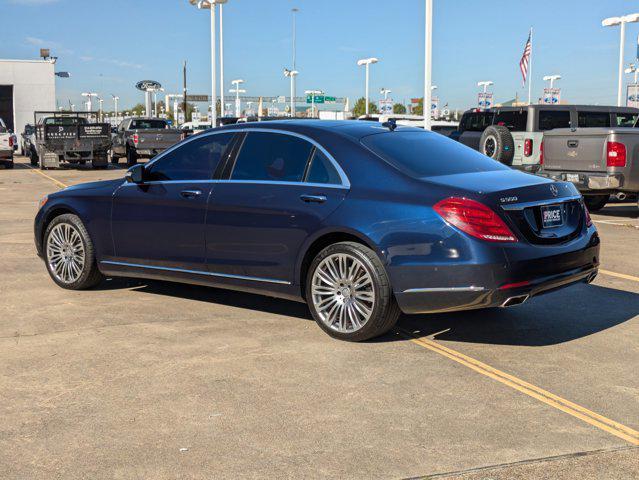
xmin=100 ymin=260 xmax=292 ymax=285
xmin=500 ymin=194 xmax=582 ymax=211
xmin=402 ymin=286 xmax=485 ymax=293
xmin=143 ymin=127 xmax=351 ymax=188
xmin=119 ymin=179 xmax=349 ymax=190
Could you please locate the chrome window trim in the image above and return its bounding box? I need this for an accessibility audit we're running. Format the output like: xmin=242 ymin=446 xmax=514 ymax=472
xmin=143 ymin=127 xmax=351 ymax=189
xmin=402 ymin=286 xmax=485 ymax=294
xmin=120 ymin=179 xmax=349 ymax=190
xmin=100 ymin=260 xmax=291 ymax=285
xmin=500 ymin=194 xmax=582 ymax=211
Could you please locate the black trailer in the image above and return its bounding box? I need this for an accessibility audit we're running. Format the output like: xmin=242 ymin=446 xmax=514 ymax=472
xmin=33 ymin=112 xmax=112 ymax=169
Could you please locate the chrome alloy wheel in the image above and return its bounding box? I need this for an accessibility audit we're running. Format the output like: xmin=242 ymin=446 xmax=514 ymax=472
xmin=46 ymin=223 xmax=86 ymax=284
xmin=311 ymin=253 xmax=375 ymax=333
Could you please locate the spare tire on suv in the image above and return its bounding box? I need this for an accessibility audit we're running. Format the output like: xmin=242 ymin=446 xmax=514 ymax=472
xmin=479 ymin=125 xmax=515 ymax=165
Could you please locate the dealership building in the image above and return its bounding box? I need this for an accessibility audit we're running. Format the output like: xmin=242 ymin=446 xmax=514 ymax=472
xmin=0 ymin=59 xmax=56 ymax=142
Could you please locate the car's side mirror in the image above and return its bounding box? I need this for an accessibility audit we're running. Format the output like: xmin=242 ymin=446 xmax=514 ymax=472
xmin=125 ymin=164 xmax=145 ymax=184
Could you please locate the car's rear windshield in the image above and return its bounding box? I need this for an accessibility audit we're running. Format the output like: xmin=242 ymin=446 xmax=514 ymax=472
xmin=43 ymin=117 xmax=87 ymax=126
xmin=361 ymin=130 xmax=509 ymax=178
xmin=130 ymin=120 xmax=167 ymax=129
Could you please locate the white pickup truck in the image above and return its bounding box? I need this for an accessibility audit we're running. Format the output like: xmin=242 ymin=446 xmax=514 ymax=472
xmin=0 ymin=118 xmax=14 ymax=169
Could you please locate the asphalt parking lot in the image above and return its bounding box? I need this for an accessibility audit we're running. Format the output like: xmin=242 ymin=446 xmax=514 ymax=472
xmin=1 ymin=156 xmax=638 ymax=479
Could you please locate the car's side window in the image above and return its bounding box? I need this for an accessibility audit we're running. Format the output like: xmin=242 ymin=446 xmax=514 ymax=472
xmin=538 ymin=110 xmax=571 ymax=131
xmin=230 ymin=132 xmax=314 ymax=182
xmin=146 ymin=133 xmax=234 ymax=181
xmin=578 ymin=111 xmax=610 ymax=128
xmin=305 ymin=149 xmax=341 ymax=185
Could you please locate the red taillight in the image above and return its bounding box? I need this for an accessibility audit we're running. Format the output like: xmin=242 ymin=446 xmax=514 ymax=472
xmin=523 ymin=138 xmax=533 ymax=157
xmin=434 ymin=197 xmax=518 ymax=243
xmin=539 ymin=141 xmax=544 ymax=165
xmin=606 ymin=141 xmax=626 ymax=167
xmin=8 ymin=136 xmax=13 ymax=147
xmin=584 ymin=204 xmax=593 ymax=227
xmin=133 ymin=133 xmax=139 ymax=145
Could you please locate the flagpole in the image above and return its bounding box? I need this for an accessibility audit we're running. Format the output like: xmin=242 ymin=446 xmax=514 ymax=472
xmin=528 ymin=27 xmax=533 ymax=105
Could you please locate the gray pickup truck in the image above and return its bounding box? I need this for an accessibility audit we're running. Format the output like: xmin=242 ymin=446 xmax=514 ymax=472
xmin=453 ymin=105 xmax=639 ymax=175
xmin=542 ymin=125 xmax=639 ymax=211
xmin=33 ymin=112 xmax=112 ymax=169
xmin=0 ymin=118 xmax=14 ymax=168
xmin=111 ymin=117 xmax=182 ymax=165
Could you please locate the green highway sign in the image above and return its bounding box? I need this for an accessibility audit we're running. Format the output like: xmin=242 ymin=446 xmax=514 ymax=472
xmin=306 ymin=95 xmax=325 ymax=104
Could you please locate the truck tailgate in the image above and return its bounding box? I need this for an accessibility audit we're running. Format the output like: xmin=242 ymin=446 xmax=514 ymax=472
xmin=135 ymin=129 xmax=181 ymax=150
xmin=543 ymin=128 xmax=608 ymax=172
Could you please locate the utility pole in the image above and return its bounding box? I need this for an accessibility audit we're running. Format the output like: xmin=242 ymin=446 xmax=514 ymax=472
xmin=183 ymin=61 xmax=188 ymax=123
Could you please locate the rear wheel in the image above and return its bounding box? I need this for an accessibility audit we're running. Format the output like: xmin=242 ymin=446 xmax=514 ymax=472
xmin=30 ymin=149 xmax=38 ymax=166
xmin=44 ymin=214 xmax=103 ymax=290
xmin=126 ymin=146 xmax=137 ymax=166
xmin=584 ymin=194 xmax=609 ymax=212
xmin=110 ymin=151 xmax=120 ymax=164
xmin=306 ymin=242 xmax=400 ymax=341
xmin=480 ymin=125 xmax=515 ymax=165
xmin=4 ymin=159 xmax=14 ymax=169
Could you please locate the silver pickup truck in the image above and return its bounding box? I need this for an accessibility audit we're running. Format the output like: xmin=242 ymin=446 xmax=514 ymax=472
xmin=111 ymin=117 xmax=182 ymax=166
xmin=542 ymin=126 xmax=639 ymax=211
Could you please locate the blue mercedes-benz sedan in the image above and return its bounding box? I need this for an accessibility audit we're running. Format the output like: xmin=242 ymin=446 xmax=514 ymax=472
xmin=34 ymin=121 xmax=600 ymax=341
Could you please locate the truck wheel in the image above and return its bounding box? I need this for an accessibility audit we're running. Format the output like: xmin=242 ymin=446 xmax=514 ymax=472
xmin=5 ymin=159 xmax=14 ymax=169
xmin=44 ymin=213 xmax=104 ymax=290
xmin=110 ymin=152 xmax=119 ymax=164
xmin=92 ymin=155 xmax=108 ymax=169
xmin=584 ymin=194 xmax=609 ymax=212
xmin=480 ymin=126 xmax=515 ymax=166
xmin=126 ymin=147 xmax=137 ymax=166
xmin=30 ymin=149 xmax=39 ymax=166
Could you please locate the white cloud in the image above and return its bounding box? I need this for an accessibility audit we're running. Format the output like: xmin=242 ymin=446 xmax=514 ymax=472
xmin=79 ymin=56 xmax=94 ymax=62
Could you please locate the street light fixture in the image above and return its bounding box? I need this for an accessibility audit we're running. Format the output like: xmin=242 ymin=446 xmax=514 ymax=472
xmin=81 ymin=92 xmax=98 ymax=113
xmin=357 ymin=57 xmax=379 ymax=116
xmin=111 ymin=95 xmax=119 ymax=118
xmin=230 ymin=79 xmax=245 ymax=117
xmin=626 ymin=63 xmax=638 ymax=84
xmin=284 ymin=68 xmax=299 ymax=117
xmin=477 ymin=81 xmax=493 ymax=93
xmin=542 ymin=75 xmax=561 ymax=89
xmin=189 ymin=0 xmax=228 ymax=126
xmin=380 ymin=88 xmax=392 ymax=100
xmin=602 ymin=13 xmax=639 ymax=106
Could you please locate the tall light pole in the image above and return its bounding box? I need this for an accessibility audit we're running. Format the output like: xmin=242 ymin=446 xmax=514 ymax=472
xmin=191 ymin=0 xmax=228 ymax=127
xmin=284 ymin=68 xmax=299 ymax=117
xmin=602 ymin=13 xmax=639 ymax=106
xmin=477 ymin=80 xmax=493 ymax=93
xmin=219 ymin=1 xmax=225 ymax=118
xmin=543 ymin=75 xmax=561 ymax=89
xmin=380 ymin=88 xmax=392 ymax=100
xmin=230 ymin=79 xmax=245 ymax=117
xmin=424 ymin=0 xmax=433 ymax=130
xmin=305 ymin=89 xmax=323 ymax=118
xmin=111 ymin=95 xmax=119 ymax=118
xmin=292 ymin=8 xmax=299 ymax=70
xmin=357 ymin=57 xmax=379 ymax=116
xmin=81 ymin=92 xmax=98 ymax=112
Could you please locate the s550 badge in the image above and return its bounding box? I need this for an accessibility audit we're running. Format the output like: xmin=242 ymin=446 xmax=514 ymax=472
xmin=500 ymin=196 xmax=518 ymax=203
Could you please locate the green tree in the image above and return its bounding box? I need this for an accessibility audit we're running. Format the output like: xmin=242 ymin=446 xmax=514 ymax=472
xmin=352 ymin=97 xmax=379 ymax=117
xmin=412 ymin=98 xmax=424 ymax=116
xmin=393 ymin=103 xmax=407 ymax=114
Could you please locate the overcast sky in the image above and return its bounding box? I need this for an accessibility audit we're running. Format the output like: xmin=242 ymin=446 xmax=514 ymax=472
xmin=2 ymin=0 xmax=638 ymax=110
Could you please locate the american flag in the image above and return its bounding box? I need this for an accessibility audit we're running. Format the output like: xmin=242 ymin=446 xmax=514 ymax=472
xmin=519 ymin=30 xmax=532 ymax=86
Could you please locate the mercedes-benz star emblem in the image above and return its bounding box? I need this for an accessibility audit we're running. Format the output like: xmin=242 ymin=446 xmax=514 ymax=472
xmin=550 ymin=184 xmax=559 ymax=197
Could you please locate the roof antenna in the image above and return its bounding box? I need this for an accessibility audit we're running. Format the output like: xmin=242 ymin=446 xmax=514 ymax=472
xmin=382 ymin=118 xmax=397 ymax=131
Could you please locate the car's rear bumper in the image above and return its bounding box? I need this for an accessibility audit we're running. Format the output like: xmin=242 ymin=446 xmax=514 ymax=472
xmin=544 ymin=171 xmax=631 ymax=192
xmin=393 ymin=234 xmax=600 ymax=314
xmin=0 ymin=149 xmax=13 ymax=160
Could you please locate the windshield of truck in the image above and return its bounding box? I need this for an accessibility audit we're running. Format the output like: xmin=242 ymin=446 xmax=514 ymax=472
xmin=130 ymin=120 xmax=168 ymax=129
xmin=43 ymin=117 xmax=87 ymax=126
xmin=615 ymin=112 xmax=639 ymax=127
xmin=494 ymin=110 xmax=528 ymax=131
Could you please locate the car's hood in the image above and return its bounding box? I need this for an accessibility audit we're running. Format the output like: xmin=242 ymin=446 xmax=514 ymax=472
xmin=422 ymin=169 xmax=552 ymax=194
xmin=56 ymin=178 xmax=124 ymax=195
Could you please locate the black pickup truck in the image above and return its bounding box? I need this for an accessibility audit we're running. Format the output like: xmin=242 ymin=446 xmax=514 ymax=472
xmin=111 ymin=117 xmax=182 ymax=165
xmin=33 ymin=112 xmax=112 ymax=169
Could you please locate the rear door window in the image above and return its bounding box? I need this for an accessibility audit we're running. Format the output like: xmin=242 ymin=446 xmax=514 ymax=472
xmin=231 ymin=132 xmax=314 ymax=182
xmin=494 ymin=110 xmax=528 ymax=131
xmin=538 ymin=110 xmax=571 ymax=131
xmin=305 ymin=149 xmax=341 ymax=185
xmin=577 ymin=111 xmax=611 ymax=128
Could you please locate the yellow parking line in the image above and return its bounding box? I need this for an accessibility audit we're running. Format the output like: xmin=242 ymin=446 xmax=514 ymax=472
xmin=24 ymin=164 xmax=69 ymax=189
xmin=600 ymin=269 xmax=639 ymax=284
xmin=399 ymin=328 xmax=639 ymax=446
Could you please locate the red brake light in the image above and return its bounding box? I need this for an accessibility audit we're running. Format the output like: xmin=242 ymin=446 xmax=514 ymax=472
xmin=584 ymin=203 xmax=593 ymax=227
xmin=523 ymin=138 xmax=533 ymax=157
xmin=434 ymin=197 xmax=518 ymax=243
xmin=539 ymin=141 xmax=544 ymax=165
xmin=606 ymin=141 xmax=626 ymax=167
xmin=133 ymin=133 xmax=139 ymax=145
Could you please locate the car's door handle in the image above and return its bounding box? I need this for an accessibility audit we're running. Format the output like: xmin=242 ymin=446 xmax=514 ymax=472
xmin=180 ymin=189 xmax=202 ymax=198
xmin=300 ymin=194 xmax=327 ymax=204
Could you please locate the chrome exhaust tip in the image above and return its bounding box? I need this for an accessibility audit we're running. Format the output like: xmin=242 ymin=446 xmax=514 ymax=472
xmin=617 ymin=192 xmax=627 ymax=201
xmin=501 ymin=294 xmax=530 ymax=308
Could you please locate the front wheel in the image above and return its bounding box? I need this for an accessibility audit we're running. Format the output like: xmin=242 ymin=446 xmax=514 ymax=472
xmin=44 ymin=214 xmax=103 ymax=290
xmin=306 ymin=242 xmax=400 ymax=341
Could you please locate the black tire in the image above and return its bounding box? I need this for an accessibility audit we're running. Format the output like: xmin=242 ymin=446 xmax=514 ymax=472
xmin=92 ymin=154 xmax=108 ymax=169
xmin=126 ymin=146 xmax=137 ymax=166
xmin=5 ymin=160 xmax=14 ymax=169
xmin=30 ymin=149 xmax=38 ymax=166
xmin=480 ymin=125 xmax=515 ymax=165
xmin=305 ymin=241 xmax=401 ymax=342
xmin=584 ymin=194 xmax=609 ymax=212
xmin=43 ymin=213 xmax=103 ymax=290
xmin=110 ymin=151 xmax=120 ymax=164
